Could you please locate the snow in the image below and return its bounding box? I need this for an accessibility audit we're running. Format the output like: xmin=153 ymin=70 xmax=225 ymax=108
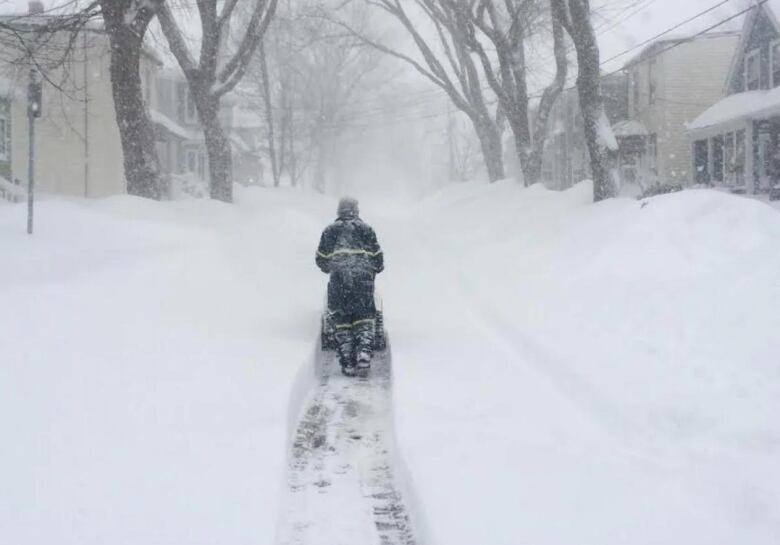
xmin=0 ymin=187 xmax=331 ymax=545
xmin=0 ymin=175 xmax=25 ymax=201
xmin=688 ymin=87 xmax=780 ymax=133
xmin=378 ymin=180 xmax=780 ymax=545
xmin=596 ymin=109 xmax=619 ymax=151
xmin=613 ymin=119 xmax=649 ymax=137
xmin=149 ymin=108 xmax=201 ymax=141
xmin=2 ymin=180 xmax=780 ymax=544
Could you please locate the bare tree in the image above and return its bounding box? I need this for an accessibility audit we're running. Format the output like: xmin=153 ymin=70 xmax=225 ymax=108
xmin=552 ymin=0 xmax=616 ymax=201
xmin=444 ymin=0 xmax=567 ymax=186
xmin=157 ymin=0 xmax=279 ymax=202
xmin=100 ymin=0 xmax=164 ymax=199
xmin=342 ymin=0 xmax=506 ymax=182
xmin=242 ymin=0 xmax=385 ymax=192
xmin=257 ymin=38 xmax=280 ymax=186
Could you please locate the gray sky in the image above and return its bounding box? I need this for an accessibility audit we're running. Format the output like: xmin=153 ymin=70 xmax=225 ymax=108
xmin=0 ymin=0 xmax=749 ymax=71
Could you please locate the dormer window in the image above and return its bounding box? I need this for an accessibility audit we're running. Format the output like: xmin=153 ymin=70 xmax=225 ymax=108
xmin=745 ymin=49 xmax=760 ymax=91
xmin=771 ymin=39 xmax=780 ymax=87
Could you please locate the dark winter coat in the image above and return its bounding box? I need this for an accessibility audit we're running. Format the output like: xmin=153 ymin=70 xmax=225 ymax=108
xmin=316 ymin=216 xmax=383 ymax=317
xmin=316 ymin=217 xmax=384 ymax=276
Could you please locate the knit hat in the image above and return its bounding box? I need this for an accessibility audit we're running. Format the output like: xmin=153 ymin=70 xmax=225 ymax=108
xmin=337 ymin=197 xmax=359 ymax=219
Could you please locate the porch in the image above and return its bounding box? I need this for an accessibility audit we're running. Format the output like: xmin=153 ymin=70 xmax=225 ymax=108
xmin=688 ymin=88 xmax=780 ymax=199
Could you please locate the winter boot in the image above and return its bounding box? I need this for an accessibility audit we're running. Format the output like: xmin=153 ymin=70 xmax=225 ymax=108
xmin=335 ymin=326 xmax=355 ymax=375
xmin=356 ymin=350 xmax=371 ymax=369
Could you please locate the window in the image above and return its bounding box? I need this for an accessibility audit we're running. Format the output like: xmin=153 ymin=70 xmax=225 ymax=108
xmin=694 ymin=140 xmax=709 ymax=184
xmin=647 ymin=59 xmax=657 ymax=105
xmin=771 ymin=39 xmax=780 ymax=88
xmin=745 ymin=49 xmax=760 ymax=91
xmin=183 ymin=147 xmax=206 ymax=180
xmin=735 ymin=129 xmax=746 ymax=187
xmin=177 ymin=83 xmax=198 ymax=124
xmin=187 ymin=149 xmax=197 ymax=173
xmin=632 ymin=72 xmax=640 ymax=114
xmin=185 ymin=90 xmax=197 ymax=124
xmin=0 ymin=117 xmax=8 ymax=160
xmin=197 ymin=152 xmax=206 ymax=180
xmin=647 ymin=134 xmax=657 ymax=175
xmin=712 ymin=135 xmax=724 ymax=183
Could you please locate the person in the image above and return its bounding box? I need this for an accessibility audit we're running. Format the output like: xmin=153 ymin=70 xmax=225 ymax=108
xmin=316 ymin=197 xmax=384 ymax=375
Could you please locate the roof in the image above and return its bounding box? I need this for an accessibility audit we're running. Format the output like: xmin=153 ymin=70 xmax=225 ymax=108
xmin=623 ymin=31 xmax=740 ymax=70
xmin=149 ymin=109 xmax=201 ymax=141
xmin=688 ymin=87 xmax=780 ymax=134
xmin=613 ymin=120 xmax=649 ymax=137
xmin=724 ymin=1 xmax=780 ymax=94
xmin=0 ymin=12 xmax=103 ymax=31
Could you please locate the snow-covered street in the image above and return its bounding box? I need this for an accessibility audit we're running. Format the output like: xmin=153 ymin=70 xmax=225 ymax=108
xmin=2 ymin=181 xmax=780 ymax=545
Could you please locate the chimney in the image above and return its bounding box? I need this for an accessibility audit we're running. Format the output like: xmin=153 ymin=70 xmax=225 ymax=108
xmin=28 ymin=1 xmax=44 ymax=15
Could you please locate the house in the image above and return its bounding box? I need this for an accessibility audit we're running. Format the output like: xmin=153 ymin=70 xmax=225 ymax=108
xmin=0 ymin=6 xmax=162 ymax=198
xmin=0 ymin=3 xmax=264 ymax=200
xmin=150 ymin=69 xmax=265 ymax=196
xmin=688 ymin=1 xmax=780 ymax=198
xmin=541 ymin=72 xmax=628 ymax=190
xmin=149 ymin=68 xmax=211 ymax=196
xmin=541 ymin=31 xmax=739 ymax=193
xmin=620 ymin=31 xmax=739 ymax=191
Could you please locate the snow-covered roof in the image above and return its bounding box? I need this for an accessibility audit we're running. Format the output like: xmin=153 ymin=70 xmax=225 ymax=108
xmin=613 ymin=120 xmax=649 ymax=137
xmin=688 ymin=87 xmax=780 ymax=134
xmin=149 ymin=109 xmax=201 ymax=141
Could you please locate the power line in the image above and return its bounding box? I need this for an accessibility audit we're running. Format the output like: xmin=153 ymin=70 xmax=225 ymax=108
xmin=268 ymin=0 xmax=761 ymax=129
xmin=601 ymin=0 xmax=736 ymax=65
xmin=605 ymin=0 xmax=762 ymax=76
xmin=347 ymin=0 xmax=736 ymax=124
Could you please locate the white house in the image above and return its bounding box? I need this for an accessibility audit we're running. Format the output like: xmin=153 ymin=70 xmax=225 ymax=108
xmin=0 ymin=10 xmax=162 ymax=198
xmin=623 ymin=31 xmax=739 ymax=189
xmin=0 ymin=3 xmax=264 ymax=201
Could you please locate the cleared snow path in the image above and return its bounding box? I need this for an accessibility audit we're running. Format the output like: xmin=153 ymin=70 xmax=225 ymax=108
xmin=276 ymin=346 xmax=418 ymax=545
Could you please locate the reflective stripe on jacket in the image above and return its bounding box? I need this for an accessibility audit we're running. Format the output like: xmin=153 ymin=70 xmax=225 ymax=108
xmin=315 ymin=217 xmax=384 ymax=275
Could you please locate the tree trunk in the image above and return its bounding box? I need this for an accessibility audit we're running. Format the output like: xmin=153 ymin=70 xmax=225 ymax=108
xmin=555 ymin=0 xmax=616 ymax=201
xmin=197 ymin=93 xmax=233 ymax=202
xmin=578 ymin=71 xmax=614 ymax=201
xmin=524 ymin=141 xmax=544 ymax=187
xmin=102 ymin=3 xmax=161 ymax=199
xmin=259 ymin=40 xmax=280 ymax=187
xmin=287 ymin=101 xmax=298 ymax=186
xmin=474 ymin=119 xmax=505 ymax=182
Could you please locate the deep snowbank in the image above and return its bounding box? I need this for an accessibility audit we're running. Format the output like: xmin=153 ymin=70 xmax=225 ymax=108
xmin=2 ymin=181 xmax=779 ymax=545
xmin=379 ymin=180 xmax=780 ymax=545
xmin=0 ymin=188 xmax=334 ymax=545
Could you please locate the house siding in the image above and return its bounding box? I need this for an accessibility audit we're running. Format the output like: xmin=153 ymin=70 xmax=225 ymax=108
xmin=5 ymin=28 xmax=158 ymax=198
xmin=728 ymin=9 xmax=779 ymax=94
xmin=629 ymin=33 xmax=739 ymax=185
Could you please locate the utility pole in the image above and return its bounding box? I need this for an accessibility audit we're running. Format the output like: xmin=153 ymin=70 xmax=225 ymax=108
xmin=27 ymin=69 xmax=42 ymax=235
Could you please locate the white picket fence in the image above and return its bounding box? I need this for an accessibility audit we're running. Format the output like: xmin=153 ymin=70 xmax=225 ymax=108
xmin=0 ymin=176 xmax=25 ymax=203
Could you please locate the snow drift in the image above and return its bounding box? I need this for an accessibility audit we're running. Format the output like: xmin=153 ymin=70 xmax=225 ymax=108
xmin=1 ymin=180 xmax=779 ymax=545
